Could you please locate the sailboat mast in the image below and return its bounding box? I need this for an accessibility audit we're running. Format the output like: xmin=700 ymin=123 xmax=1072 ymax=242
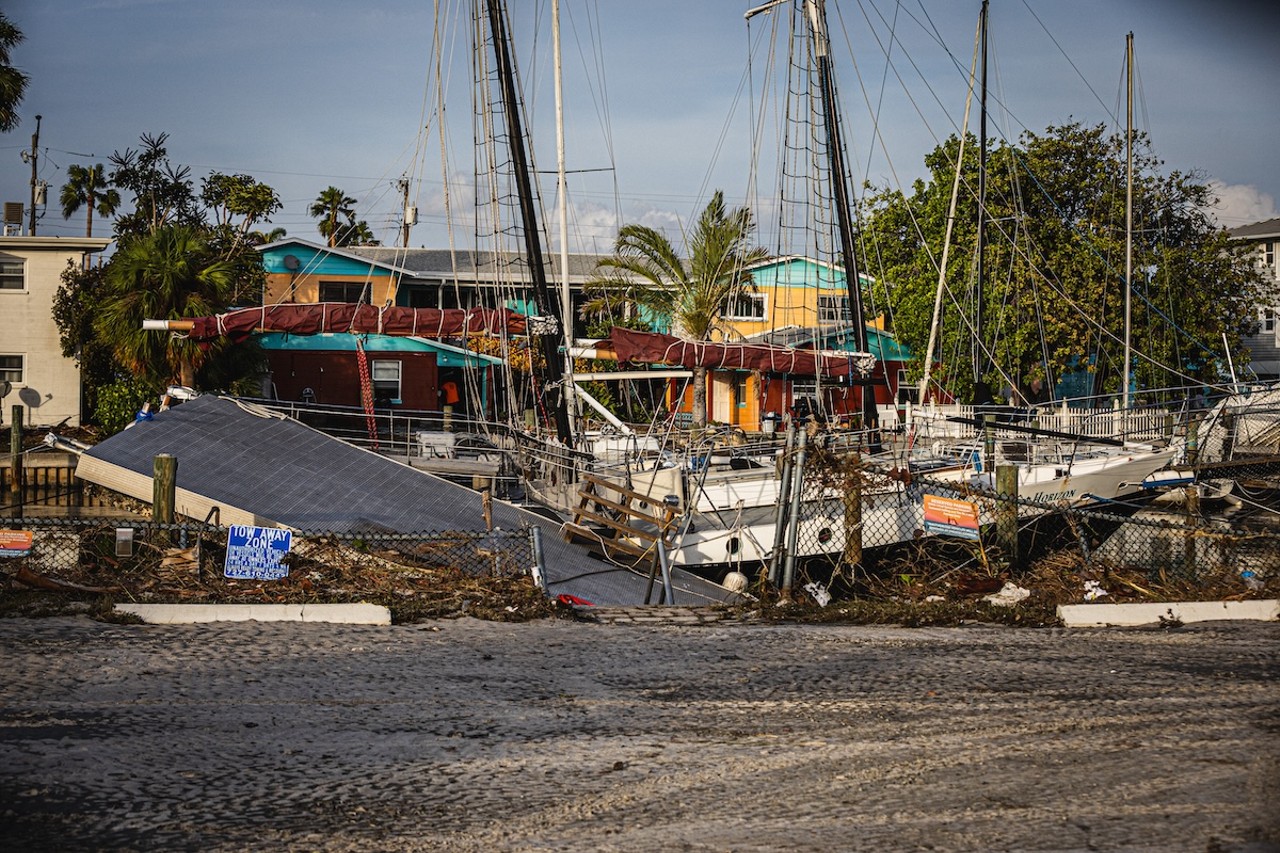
xmin=553 ymin=0 xmax=579 ymax=428
xmin=1123 ymin=31 xmax=1134 ymax=411
xmin=483 ymin=0 xmax=573 ymax=446
xmin=805 ymin=0 xmax=875 ymax=428
xmin=974 ymin=0 xmax=988 ymax=392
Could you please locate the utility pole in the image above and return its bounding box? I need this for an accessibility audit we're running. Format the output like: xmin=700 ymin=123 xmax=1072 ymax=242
xmin=397 ymin=177 xmax=415 ymax=248
xmin=27 ymin=115 xmax=41 ymax=236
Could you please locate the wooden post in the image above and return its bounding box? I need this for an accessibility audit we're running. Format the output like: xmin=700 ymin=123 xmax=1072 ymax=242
xmin=995 ymin=463 xmax=1019 ymax=568
xmin=842 ymin=452 xmax=862 ymax=573
xmin=153 ymin=454 xmax=178 ymax=525
xmin=8 ymin=405 xmax=22 ymax=518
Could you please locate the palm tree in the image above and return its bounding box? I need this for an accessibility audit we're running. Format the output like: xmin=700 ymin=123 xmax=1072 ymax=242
xmin=247 ymin=226 xmax=288 ymax=246
xmin=586 ymin=190 xmax=769 ymax=427
xmin=95 ymin=225 xmax=238 ymax=387
xmin=60 ymin=163 xmax=121 ymax=237
xmin=0 ymin=12 xmax=28 ymax=133
xmin=336 ymin=219 xmax=378 ymax=247
xmin=308 ymin=186 xmax=358 ymax=248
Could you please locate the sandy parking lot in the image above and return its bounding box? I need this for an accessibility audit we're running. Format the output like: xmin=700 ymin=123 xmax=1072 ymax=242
xmin=2 ymin=615 xmax=1278 ymax=852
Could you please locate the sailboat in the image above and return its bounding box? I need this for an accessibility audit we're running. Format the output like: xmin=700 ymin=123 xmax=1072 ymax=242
xmin=904 ymin=15 xmax=1181 ymax=507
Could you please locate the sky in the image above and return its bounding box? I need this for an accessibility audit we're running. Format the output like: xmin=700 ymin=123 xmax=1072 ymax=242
xmin=3 ymin=0 xmax=1278 ymax=254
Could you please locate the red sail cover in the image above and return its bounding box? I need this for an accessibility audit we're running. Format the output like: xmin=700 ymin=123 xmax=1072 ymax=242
xmin=187 ymin=304 xmax=527 ymax=343
xmin=609 ymin=327 xmax=866 ymax=379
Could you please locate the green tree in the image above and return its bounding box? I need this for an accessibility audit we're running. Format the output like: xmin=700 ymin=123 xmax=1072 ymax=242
xmin=108 ymin=132 xmax=202 ymax=237
xmin=859 ymin=122 xmax=1268 ymax=401
xmin=60 ymin=163 xmax=121 ymax=238
xmin=585 ymin=190 xmax=769 ymax=426
xmin=53 ymin=262 xmax=119 ymax=424
xmin=247 ymin=226 xmax=288 ymax=246
xmin=201 ymin=172 xmax=282 ymax=243
xmin=94 ymin=225 xmax=243 ymax=387
xmin=0 ymin=12 xmax=28 ymax=133
xmin=309 ymin=186 xmax=358 ymax=247
xmin=336 ymin=218 xmax=378 ymax=247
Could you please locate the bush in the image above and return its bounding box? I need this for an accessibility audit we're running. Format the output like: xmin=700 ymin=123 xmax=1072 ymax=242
xmin=94 ymin=376 xmax=163 ymax=435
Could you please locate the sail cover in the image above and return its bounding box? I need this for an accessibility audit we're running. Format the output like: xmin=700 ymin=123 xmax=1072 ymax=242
xmin=608 ymin=327 xmax=873 ymax=379
xmin=186 ymin=303 xmax=527 ymax=344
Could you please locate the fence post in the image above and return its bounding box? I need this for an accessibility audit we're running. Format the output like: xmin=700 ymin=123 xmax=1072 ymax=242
xmin=9 ymin=405 xmax=22 ymax=519
xmin=153 ymin=453 xmax=177 ymax=524
xmin=1183 ymin=416 xmax=1200 ymax=578
xmin=842 ymin=451 xmax=862 ymax=574
xmin=781 ymin=427 xmax=808 ymax=598
xmin=767 ymin=423 xmax=796 ymax=588
xmin=983 ymin=414 xmax=996 ymax=472
xmin=995 ymin=463 xmax=1019 ymax=568
xmin=528 ymin=526 xmax=545 ymax=590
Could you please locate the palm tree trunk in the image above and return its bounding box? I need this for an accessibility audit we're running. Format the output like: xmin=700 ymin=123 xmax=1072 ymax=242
xmin=692 ymin=365 xmax=708 ymax=428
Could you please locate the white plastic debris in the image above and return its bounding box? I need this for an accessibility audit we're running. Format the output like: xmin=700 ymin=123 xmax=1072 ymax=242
xmin=803 ymin=581 xmax=832 ymax=607
xmin=983 ymin=582 xmax=1031 ymax=607
xmin=1083 ymin=580 xmax=1108 ymax=601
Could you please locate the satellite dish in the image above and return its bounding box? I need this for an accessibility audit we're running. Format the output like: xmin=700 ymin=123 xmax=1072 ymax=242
xmin=283 ymin=254 xmax=300 ymax=271
xmin=0 ymin=379 xmax=10 ymax=399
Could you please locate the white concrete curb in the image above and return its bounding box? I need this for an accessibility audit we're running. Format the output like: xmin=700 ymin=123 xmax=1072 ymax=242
xmin=114 ymin=603 xmax=392 ymax=625
xmin=1057 ymin=599 xmax=1279 ymax=628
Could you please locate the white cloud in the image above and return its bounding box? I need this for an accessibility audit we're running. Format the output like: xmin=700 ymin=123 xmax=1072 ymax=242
xmin=1207 ymin=181 xmax=1278 ymax=228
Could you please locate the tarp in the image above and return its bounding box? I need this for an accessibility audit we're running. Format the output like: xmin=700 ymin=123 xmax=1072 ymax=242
xmin=608 ymin=327 xmax=872 ymax=379
xmin=188 ymin=303 xmax=527 ymax=344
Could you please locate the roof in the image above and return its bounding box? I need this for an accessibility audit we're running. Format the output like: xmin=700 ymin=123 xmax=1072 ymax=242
xmin=1228 ymin=218 xmax=1280 ymax=240
xmin=256 ymin=238 xmax=418 ymax=277
xmin=73 ymin=395 xmax=736 ymax=606
xmin=349 ymin=246 xmax=607 ymax=281
xmin=745 ymin=254 xmax=877 ymax=287
xmin=257 ymin=331 xmax=504 ymax=366
xmin=0 ymin=236 xmax=112 ymax=252
xmin=746 ymin=323 xmax=912 ymax=361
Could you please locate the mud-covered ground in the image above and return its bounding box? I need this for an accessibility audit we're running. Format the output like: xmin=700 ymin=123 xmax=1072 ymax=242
xmin=1 ymin=616 xmax=1277 ymax=852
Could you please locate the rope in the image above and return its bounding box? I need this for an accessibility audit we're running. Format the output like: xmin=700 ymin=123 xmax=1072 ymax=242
xmin=354 ymin=336 xmax=380 ymax=451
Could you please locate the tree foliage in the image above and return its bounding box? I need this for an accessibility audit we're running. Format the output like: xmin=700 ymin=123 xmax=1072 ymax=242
xmin=108 ymin=132 xmax=203 ymax=237
xmin=859 ymin=122 xmax=1268 ymax=401
xmin=309 ymin=186 xmax=378 ymax=247
xmin=202 ymin=172 xmax=282 ymax=242
xmin=94 ymin=225 xmax=253 ymax=388
xmin=0 ymin=11 xmax=28 ymax=133
xmin=584 ymin=190 xmax=770 ymax=426
xmin=60 ymin=163 xmax=121 ymax=238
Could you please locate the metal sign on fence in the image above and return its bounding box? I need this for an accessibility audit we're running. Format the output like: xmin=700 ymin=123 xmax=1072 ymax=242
xmin=0 ymin=529 xmax=33 ymax=558
xmin=922 ymin=494 xmax=981 ymax=541
xmin=224 ymin=525 xmax=292 ymax=580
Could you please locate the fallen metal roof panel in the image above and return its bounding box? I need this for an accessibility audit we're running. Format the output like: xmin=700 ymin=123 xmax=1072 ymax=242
xmin=76 ymin=395 xmax=737 ymax=607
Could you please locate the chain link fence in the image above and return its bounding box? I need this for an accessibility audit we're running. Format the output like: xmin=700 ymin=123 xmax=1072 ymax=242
xmin=769 ymin=434 xmax=1280 ymax=600
xmin=0 ymin=517 xmax=545 ymax=613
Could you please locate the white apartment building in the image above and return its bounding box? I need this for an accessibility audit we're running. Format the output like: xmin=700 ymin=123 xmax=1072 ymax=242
xmin=1 ymin=236 xmax=111 ymax=427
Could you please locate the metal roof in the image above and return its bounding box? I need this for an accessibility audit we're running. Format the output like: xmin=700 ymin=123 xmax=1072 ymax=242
xmin=73 ymin=395 xmax=737 ymax=607
xmin=1229 ymin=218 xmax=1280 ymax=240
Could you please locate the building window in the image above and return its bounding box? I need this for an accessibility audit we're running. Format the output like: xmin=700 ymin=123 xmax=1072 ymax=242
xmin=722 ymin=292 xmax=766 ymax=321
xmin=1263 ymin=307 xmax=1277 ymax=335
xmin=320 ymin=281 xmax=370 ymax=304
xmin=819 ymin=295 xmax=849 ymax=323
xmin=1264 ymin=241 xmax=1275 ymax=268
xmin=0 ymin=354 xmax=22 ymax=385
xmin=0 ymin=260 xmax=24 ymax=291
xmin=734 ymin=372 xmax=750 ymax=408
xmin=371 ymin=359 xmax=401 ymax=405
